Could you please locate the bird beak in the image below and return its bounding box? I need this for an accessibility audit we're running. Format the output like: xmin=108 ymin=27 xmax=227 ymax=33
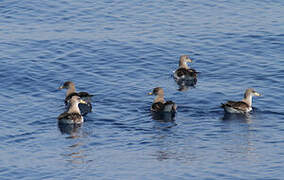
xmin=58 ymin=86 xmax=64 ymax=90
xmin=187 ymin=58 xmax=193 ymax=63
xmin=80 ymin=99 xmax=87 ymax=104
xmin=254 ymin=92 xmax=261 ymax=96
xmin=148 ymin=92 xmax=153 ymax=95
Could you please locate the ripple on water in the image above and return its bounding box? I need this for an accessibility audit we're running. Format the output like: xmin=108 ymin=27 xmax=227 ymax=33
xmin=1 ymin=0 xmax=284 ymax=179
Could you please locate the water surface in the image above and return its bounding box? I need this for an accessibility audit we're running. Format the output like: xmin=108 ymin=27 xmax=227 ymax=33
xmin=0 ymin=0 xmax=284 ymax=179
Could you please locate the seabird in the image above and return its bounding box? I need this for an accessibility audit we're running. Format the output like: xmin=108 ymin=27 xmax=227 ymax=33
xmin=173 ymin=55 xmax=198 ymax=82
xmin=57 ymin=96 xmax=87 ymax=124
xmin=148 ymin=87 xmax=177 ymax=113
xmin=221 ymin=88 xmax=261 ymax=114
xmin=58 ymin=81 xmax=93 ymax=115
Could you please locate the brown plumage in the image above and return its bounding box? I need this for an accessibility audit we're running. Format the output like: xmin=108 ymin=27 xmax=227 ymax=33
xmin=174 ymin=55 xmax=198 ymax=81
xmin=58 ymin=81 xmax=93 ymax=104
xmin=222 ymin=88 xmax=261 ymax=114
xmin=221 ymin=101 xmax=250 ymax=112
xmin=57 ymin=112 xmax=83 ymax=123
xmin=149 ymin=87 xmax=177 ymax=113
xmin=175 ymin=68 xmax=198 ymax=78
xmin=57 ymin=96 xmax=87 ymax=124
xmin=58 ymin=81 xmax=93 ymax=115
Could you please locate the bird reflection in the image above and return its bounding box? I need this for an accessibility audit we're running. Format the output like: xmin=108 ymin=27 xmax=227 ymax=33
xmin=58 ymin=123 xmax=82 ymax=138
xmin=61 ymin=142 xmax=88 ymax=165
xmin=155 ymin=150 xmax=174 ymax=161
xmin=222 ymin=112 xmax=252 ymax=123
xmin=151 ymin=111 xmax=176 ymax=123
xmin=58 ymin=123 xmax=92 ymax=165
xmin=219 ymin=112 xmax=257 ymax=160
xmin=176 ymin=78 xmax=197 ymax=92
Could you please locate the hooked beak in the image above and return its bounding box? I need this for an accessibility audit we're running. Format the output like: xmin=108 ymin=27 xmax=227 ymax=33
xmin=187 ymin=58 xmax=193 ymax=63
xmin=58 ymin=86 xmax=64 ymax=90
xmin=148 ymin=92 xmax=153 ymax=95
xmin=254 ymin=92 xmax=261 ymax=96
xmin=79 ymin=99 xmax=87 ymax=104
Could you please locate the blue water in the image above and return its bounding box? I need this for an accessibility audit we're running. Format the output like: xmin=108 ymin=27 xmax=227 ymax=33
xmin=1 ymin=0 xmax=284 ymax=179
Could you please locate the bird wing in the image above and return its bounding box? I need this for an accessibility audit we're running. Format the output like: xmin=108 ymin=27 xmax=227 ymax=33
xmin=175 ymin=68 xmax=189 ymax=77
xmin=57 ymin=112 xmax=70 ymax=120
xmin=57 ymin=112 xmax=82 ymax=121
xmin=223 ymin=101 xmax=249 ymax=111
xmin=175 ymin=68 xmax=198 ymax=78
xmin=65 ymin=92 xmax=92 ymax=104
xmin=151 ymin=102 xmax=165 ymax=112
xmin=78 ymin=92 xmax=93 ymax=103
xmin=164 ymin=101 xmax=177 ymax=112
xmin=78 ymin=92 xmax=93 ymax=97
xmin=65 ymin=92 xmax=80 ymax=104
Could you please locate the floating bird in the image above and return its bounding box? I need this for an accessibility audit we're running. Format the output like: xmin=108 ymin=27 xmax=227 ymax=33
xmin=148 ymin=87 xmax=177 ymax=113
xmin=57 ymin=96 xmax=87 ymax=124
xmin=221 ymin=88 xmax=261 ymax=114
xmin=58 ymin=81 xmax=93 ymax=115
xmin=173 ymin=55 xmax=198 ymax=82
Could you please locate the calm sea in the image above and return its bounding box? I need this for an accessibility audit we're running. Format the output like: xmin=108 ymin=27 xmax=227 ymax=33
xmin=0 ymin=0 xmax=283 ymax=179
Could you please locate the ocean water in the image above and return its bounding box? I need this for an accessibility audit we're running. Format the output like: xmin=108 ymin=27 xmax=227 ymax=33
xmin=0 ymin=0 xmax=284 ymax=179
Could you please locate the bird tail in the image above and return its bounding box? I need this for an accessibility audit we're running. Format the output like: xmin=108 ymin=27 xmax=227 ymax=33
xmin=164 ymin=101 xmax=177 ymax=112
xmin=164 ymin=104 xmax=174 ymax=112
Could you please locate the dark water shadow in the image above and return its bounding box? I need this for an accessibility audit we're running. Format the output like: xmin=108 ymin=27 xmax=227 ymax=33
xmin=151 ymin=111 xmax=176 ymax=123
xmin=150 ymin=112 xmax=177 ymax=132
xmin=175 ymin=78 xmax=197 ymax=92
xmin=58 ymin=123 xmax=82 ymax=138
xmin=57 ymin=123 xmax=93 ymax=165
xmin=218 ymin=111 xmax=262 ymax=160
xmin=221 ymin=113 xmax=252 ymax=123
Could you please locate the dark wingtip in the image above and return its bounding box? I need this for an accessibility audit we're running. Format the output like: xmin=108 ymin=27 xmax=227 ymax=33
xmin=78 ymin=92 xmax=93 ymax=97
